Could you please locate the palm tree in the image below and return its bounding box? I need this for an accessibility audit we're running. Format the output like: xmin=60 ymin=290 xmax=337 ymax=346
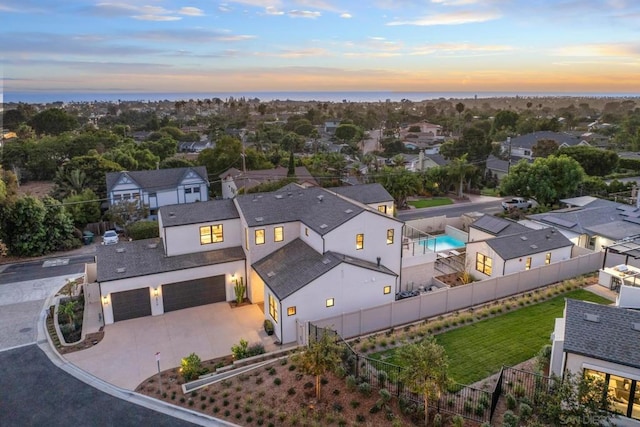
xmin=55 ymin=168 xmax=88 ymax=198
xmin=447 ymin=154 xmax=475 ymax=198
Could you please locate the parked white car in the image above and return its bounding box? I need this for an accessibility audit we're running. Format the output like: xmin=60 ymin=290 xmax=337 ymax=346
xmin=102 ymin=230 xmax=119 ymax=245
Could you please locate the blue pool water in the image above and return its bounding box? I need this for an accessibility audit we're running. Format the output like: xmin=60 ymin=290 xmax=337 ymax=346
xmin=419 ymin=235 xmax=465 ymax=252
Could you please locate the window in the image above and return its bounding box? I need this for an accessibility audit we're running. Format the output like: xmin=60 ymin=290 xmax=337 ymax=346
xmin=114 ymin=194 xmax=122 ymax=201
xmin=387 ymin=229 xmax=394 ymax=245
xmin=475 ymin=253 xmax=492 ymax=275
xmin=200 ymin=224 xmax=224 ymax=244
xmin=268 ymin=294 xmax=278 ymax=322
xmin=185 ymin=188 xmax=192 ymax=194
xmin=356 ymin=233 xmax=364 ymax=250
xmin=383 ymin=286 xmax=391 ymax=295
xmin=149 ymin=192 xmax=156 ymax=198
xmin=133 ymin=193 xmax=140 ymax=200
xmin=584 ymin=368 xmax=640 ymax=420
xmin=545 ymin=252 xmax=552 ymax=264
xmin=588 ymin=236 xmax=597 ymax=249
xmin=524 ymin=150 xmax=531 ymax=156
xmin=123 ymin=193 xmax=131 ymax=200
xmin=378 ymin=205 xmax=387 ymax=214
xmin=193 ymin=187 xmax=200 ymax=193
xmin=525 ymin=257 xmax=532 ymax=270
xmin=305 ymin=227 xmax=309 ymax=237
xmin=287 ymin=306 xmax=296 ymax=316
xmin=255 ymin=229 xmax=265 ymax=245
xmin=326 ymin=298 xmax=334 ymax=307
xmin=274 ymin=226 xmax=284 ymax=242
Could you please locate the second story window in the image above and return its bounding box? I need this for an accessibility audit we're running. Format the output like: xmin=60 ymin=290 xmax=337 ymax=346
xmin=255 ymin=229 xmax=265 ymax=245
xmin=356 ymin=233 xmax=364 ymax=250
xmin=525 ymin=257 xmax=532 ymax=270
xmin=378 ymin=205 xmax=387 ymax=214
xmin=200 ymin=224 xmax=224 ymax=245
xmin=387 ymin=229 xmax=394 ymax=245
xmin=274 ymin=226 xmax=284 ymax=242
xmin=545 ymin=252 xmax=552 ymax=264
xmin=475 ymin=253 xmax=492 ymax=275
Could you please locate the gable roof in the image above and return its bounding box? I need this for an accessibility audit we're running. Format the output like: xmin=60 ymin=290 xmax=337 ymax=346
xmin=96 ymin=238 xmax=245 ymax=282
xmin=471 ymin=215 xmax=531 ymax=237
xmin=528 ymin=198 xmax=640 ymax=240
xmin=486 ymin=227 xmax=572 ymax=260
xmin=330 ymin=183 xmax=393 ymax=205
xmin=218 ymin=166 xmax=318 ymax=191
xmin=564 ymin=299 xmax=640 ymax=370
xmin=253 ymin=238 xmax=396 ymax=300
xmin=106 ymin=167 xmax=208 ymax=192
xmin=236 ymin=186 xmax=399 ymax=235
xmin=506 ymin=131 xmax=583 ymax=150
xmin=159 ymin=199 xmax=239 ymax=227
xmin=425 ymin=153 xmax=448 ymax=166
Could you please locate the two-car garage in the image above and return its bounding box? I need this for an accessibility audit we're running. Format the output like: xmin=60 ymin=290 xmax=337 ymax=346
xmin=109 ymin=275 xmax=227 ymax=322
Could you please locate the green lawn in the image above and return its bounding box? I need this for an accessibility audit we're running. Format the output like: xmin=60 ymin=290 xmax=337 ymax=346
xmin=370 ymin=289 xmax=612 ymax=385
xmin=407 ymin=197 xmax=453 ymax=208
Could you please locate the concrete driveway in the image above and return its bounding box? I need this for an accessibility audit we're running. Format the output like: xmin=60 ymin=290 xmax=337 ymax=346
xmin=66 ymin=302 xmax=279 ymax=390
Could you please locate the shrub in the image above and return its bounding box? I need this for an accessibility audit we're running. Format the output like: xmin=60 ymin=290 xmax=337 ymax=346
xmin=288 ymin=364 xmax=296 ymax=371
xmin=355 ymin=414 xmax=365 ymax=423
xmin=358 ymin=382 xmax=372 ymax=397
xmin=350 ymin=400 xmax=361 ymax=409
xmin=268 ymin=367 xmax=276 ymax=376
xmin=346 ymin=375 xmax=358 ymax=391
xmin=377 ymin=370 xmax=388 ymax=387
xmin=513 ymin=383 xmax=526 ymax=398
xmin=273 ymin=378 xmax=282 ymax=386
xmin=333 ymin=403 xmax=343 ymax=412
xmin=180 ymin=353 xmax=203 ymax=382
xmin=126 ymin=220 xmax=159 ymax=240
xmin=231 ymin=338 xmax=264 ymax=360
xmin=502 ymin=410 xmax=519 ymax=427
xmin=452 ymin=414 xmax=464 ymax=427
xmin=287 ymin=387 xmax=296 ymax=395
xmin=506 ymin=393 xmax=517 ymax=410
xmin=379 ymin=388 xmax=391 ymax=403
xmin=263 ymin=319 xmax=274 ymax=335
xmin=519 ymin=402 xmax=532 ymax=421
xmin=433 ymin=413 xmax=442 ymax=427
xmin=335 ymin=365 xmax=347 ymax=379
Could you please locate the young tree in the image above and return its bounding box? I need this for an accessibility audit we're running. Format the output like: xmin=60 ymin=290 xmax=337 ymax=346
xmin=59 ymin=300 xmax=78 ymax=331
xmin=397 ymin=337 xmax=450 ymax=426
xmin=294 ymin=330 xmax=342 ymax=401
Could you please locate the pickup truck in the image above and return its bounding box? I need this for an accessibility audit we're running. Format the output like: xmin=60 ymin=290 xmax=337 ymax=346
xmin=502 ymin=197 xmax=532 ymax=210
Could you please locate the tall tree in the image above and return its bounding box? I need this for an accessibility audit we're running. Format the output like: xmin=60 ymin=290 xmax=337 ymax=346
xmin=532 ymin=139 xmax=559 ymax=158
xmin=397 ymin=337 xmax=450 ymax=426
xmin=29 ymin=108 xmax=79 ymax=136
xmin=447 ymin=154 xmax=476 ymax=198
xmin=376 ymin=167 xmax=421 ymax=208
xmin=558 ymin=146 xmax=618 ymax=176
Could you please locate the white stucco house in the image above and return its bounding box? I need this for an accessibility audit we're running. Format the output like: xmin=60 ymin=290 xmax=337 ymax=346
xmin=465 ymin=216 xmax=573 ymax=279
xmin=94 ymin=183 xmax=403 ymax=344
xmin=550 ymin=296 xmax=640 ymax=425
xmin=105 ymin=167 xmax=209 ymax=217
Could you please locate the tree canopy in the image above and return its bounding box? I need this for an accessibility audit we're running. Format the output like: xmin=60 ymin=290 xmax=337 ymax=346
xmin=29 ymin=108 xmax=79 ymax=136
xmin=558 ymin=146 xmax=618 ymax=176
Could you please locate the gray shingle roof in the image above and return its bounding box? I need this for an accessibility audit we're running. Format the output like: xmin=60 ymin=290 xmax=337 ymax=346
xmin=425 ymin=153 xmax=448 ymax=166
xmin=219 ymin=166 xmax=318 ymax=191
xmin=330 ymin=184 xmax=393 ymax=205
xmin=253 ymin=238 xmax=396 ymax=300
xmin=505 ymin=131 xmax=583 ymax=150
xmin=106 ymin=167 xmax=209 ymax=192
xmin=159 ymin=199 xmax=239 ymax=227
xmin=236 ymin=186 xmax=378 ymax=234
xmin=96 ymin=238 xmax=245 ymax=282
xmin=471 ymin=215 xmax=531 ymax=237
xmin=486 ymin=227 xmax=572 ymax=260
xmin=564 ymin=299 xmax=640 ymax=370
xmin=529 ymin=198 xmax=640 ymax=240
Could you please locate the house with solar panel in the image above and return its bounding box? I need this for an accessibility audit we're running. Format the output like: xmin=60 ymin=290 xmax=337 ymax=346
xmin=105 ymin=167 xmax=209 ymax=218
xmin=94 ymin=183 xmax=403 ymax=344
xmin=524 ymin=196 xmax=640 ymax=252
xmin=465 ymin=215 xmax=573 ymax=278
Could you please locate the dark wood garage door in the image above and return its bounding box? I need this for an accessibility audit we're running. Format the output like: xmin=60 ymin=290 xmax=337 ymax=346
xmin=162 ymin=275 xmax=226 ymax=312
xmin=111 ymin=288 xmax=152 ymax=322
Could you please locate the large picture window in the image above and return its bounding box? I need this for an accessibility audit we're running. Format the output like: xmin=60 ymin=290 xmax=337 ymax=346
xmin=268 ymin=294 xmax=278 ymax=323
xmin=200 ymin=225 xmax=224 ymax=245
xmin=584 ymin=368 xmax=640 ymax=420
xmin=475 ymin=253 xmax=492 ymax=275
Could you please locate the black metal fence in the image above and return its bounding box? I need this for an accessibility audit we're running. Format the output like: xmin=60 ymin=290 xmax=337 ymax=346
xmin=309 ymin=323 xmax=493 ymax=424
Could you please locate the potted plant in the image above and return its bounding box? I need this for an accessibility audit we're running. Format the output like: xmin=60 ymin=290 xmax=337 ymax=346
xmin=264 ymin=319 xmax=274 ymax=336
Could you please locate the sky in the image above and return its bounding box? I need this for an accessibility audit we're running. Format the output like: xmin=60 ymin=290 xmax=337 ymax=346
xmin=2 ymin=0 xmax=640 ymax=97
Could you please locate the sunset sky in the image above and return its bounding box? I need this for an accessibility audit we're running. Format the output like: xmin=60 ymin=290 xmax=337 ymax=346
xmin=2 ymin=0 xmax=640 ymax=98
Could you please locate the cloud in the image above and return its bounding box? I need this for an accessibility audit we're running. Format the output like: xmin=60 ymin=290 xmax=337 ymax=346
xmin=133 ymin=29 xmax=255 ymax=43
xmin=387 ymin=10 xmax=501 ymax=25
xmin=431 ymin=0 xmax=480 ymax=5
xmin=274 ymin=47 xmax=330 ymax=58
xmin=294 ymin=0 xmax=340 ymax=12
xmin=340 ymin=12 xmax=352 ymax=18
xmin=227 ymin=0 xmax=283 ymax=7
xmin=410 ymin=42 xmax=514 ymax=55
xmin=265 ymin=6 xmax=284 ymax=15
xmin=287 ymin=10 xmax=321 ymax=18
xmin=551 ymin=43 xmax=640 ymax=57
xmin=133 ymin=15 xmax=182 ymax=21
xmin=178 ymin=7 xmax=204 ymax=16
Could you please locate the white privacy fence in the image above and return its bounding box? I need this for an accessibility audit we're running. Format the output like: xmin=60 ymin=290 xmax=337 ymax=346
xmin=311 ymin=250 xmax=604 ymax=339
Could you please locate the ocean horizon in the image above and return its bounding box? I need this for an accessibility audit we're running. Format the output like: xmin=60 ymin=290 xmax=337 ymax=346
xmin=4 ymin=90 xmax=640 ymax=104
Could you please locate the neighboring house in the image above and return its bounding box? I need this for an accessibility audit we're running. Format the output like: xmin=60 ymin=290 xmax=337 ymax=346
xmin=328 ymin=183 xmax=395 ymax=216
xmin=95 ymin=184 xmax=403 ymax=344
xmin=219 ymin=166 xmax=318 ymax=199
xmin=550 ymin=298 xmax=640 ymax=425
xmin=106 ymin=167 xmax=209 ymax=217
xmin=501 ymin=131 xmax=589 ymax=160
xmin=484 ymin=154 xmax=526 ymax=182
xmin=526 ymin=196 xmax=640 ymax=251
xmin=400 ymin=122 xmax=445 ymax=143
xmin=465 ymin=225 xmax=573 ymax=279
xmin=324 ymin=120 xmax=340 ymax=134
xmin=404 ymin=151 xmax=448 ymax=172
xmin=467 ymin=214 xmax=531 ymax=243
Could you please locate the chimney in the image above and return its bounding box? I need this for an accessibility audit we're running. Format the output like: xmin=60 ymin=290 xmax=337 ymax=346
xmin=376 ymin=257 xmax=381 ymax=267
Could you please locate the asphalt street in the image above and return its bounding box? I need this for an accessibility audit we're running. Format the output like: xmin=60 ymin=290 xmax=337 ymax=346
xmin=0 ymin=345 xmax=196 ymax=427
xmin=0 ymin=254 xmax=94 ymax=284
xmin=397 ymin=198 xmax=505 ymax=221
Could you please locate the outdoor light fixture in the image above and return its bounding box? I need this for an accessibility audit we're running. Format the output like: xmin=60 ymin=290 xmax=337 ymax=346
xmin=231 ymin=273 xmax=237 ymax=284
xmin=153 ymin=288 xmax=159 ymax=297
xmin=102 ymin=295 xmax=109 ymax=305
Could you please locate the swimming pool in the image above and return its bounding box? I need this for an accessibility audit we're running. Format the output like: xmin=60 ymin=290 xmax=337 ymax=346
xmin=419 ymin=235 xmax=465 ymax=252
